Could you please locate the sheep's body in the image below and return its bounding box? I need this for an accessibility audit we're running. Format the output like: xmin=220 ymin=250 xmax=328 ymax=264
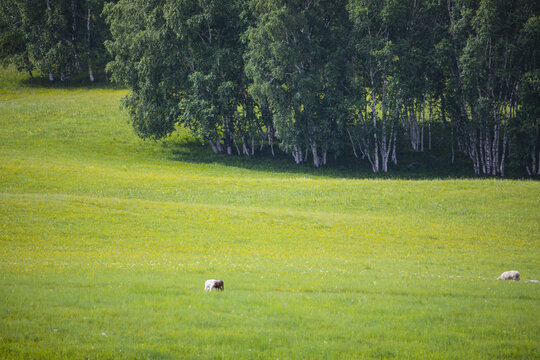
xmin=497 ymin=271 xmax=520 ymax=281
xmin=205 ymin=279 xmax=224 ymax=291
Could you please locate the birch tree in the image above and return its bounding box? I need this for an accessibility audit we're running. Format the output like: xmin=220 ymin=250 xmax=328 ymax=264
xmin=347 ymin=0 xmax=398 ymax=173
xmin=515 ymin=14 xmax=540 ymax=175
xmin=445 ymin=0 xmax=533 ymax=176
xmin=169 ymin=0 xmax=257 ymax=155
xmin=245 ymin=0 xmax=350 ymax=167
xmin=106 ymin=0 xmax=263 ymax=152
xmin=105 ymin=0 xmax=185 ymax=139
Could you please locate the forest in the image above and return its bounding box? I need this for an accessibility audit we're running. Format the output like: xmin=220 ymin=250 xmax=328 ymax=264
xmin=1 ymin=0 xmax=538 ymax=176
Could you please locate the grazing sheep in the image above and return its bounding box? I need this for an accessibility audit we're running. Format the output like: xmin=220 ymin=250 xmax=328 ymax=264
xmin=497 ymin=271 xmax=520 ymax=281
xmin=205 ymin=279 xmax=224 ymax=291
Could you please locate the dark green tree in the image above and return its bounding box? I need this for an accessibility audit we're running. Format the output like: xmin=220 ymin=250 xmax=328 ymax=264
xmin=104 ymin=0 xmax=184 ymax=139
xmin=515 ymin=14 xmax=540 ymax=175
xmin=106 ymin=0 xmax=260 ymax=154
xmin=347 ymin=0 xmax=401 ymax=172
xmin=245 ymin=0 xmax=350 ymax=167
xmin=0 ymin=0 xmax=34 ymax=77
xmin=445 ymin=0 xmax=536 ymax=176
xmin=0 ymin=0 xmax=111 ymax=82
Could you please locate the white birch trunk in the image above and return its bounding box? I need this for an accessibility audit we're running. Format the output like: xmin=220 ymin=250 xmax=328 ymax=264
xmin=71 ymin=0 xmax=81 ymax=72
xmin=421 ymin=104 xmax=425 ymax=152
xmin=428 ymin=123 xmax=431 ymax=151
xmin=292 ymin=145 xmax=302 ymax=164
xmin=260 ymin=129 xmax=266 ymax=151
xmin=87 ymin=5 xmax=95 ymax=82
xmin=392 ymin=125 xmax=397 ymax=165
xmin=347 ymin=128 xmax=358 ymax=158
xmin=214 ymin=130 xmax=224 ymax=153
xmin=268 ymin=124 xmax=275 ymax=157
xmin=209 ymin=139 xmax=219 ymax=153
xmin=232 ymin=135 xmax=240 ymax=155
xmin=428 ymin=100 xmax=432 ymax=151
xmin=371 ymin=87 xmax=379 ymax=172
xmin=311 ymin=144 xmax=321 ymax=168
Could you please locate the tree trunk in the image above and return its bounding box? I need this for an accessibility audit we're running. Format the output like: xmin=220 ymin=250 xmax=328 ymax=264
xmin=428 ymin=99 xmax=432 ymax=151
xmin=479 ymin=128 xmax=486 ymax=174
xmin=408 ymin=103 xmax=421 ymax=152
xmin=71 ymin=0 xmax=81 ymax=72
xmin=232 ymin=134 xmax=239 ymax=155
xmin=214 ymin=130 xmax=224 ymax=153
xmin=347 ymin=127 xmax=358 ymax=158
xmin=531 ymin=150 xmax=537 ymax=175
xmin=428 ymin=123 xmax=431 ymax=151
xmin=371 ymin=87 xmax=379 ymax=172
xmin=392 ymin=125 xmax=397 ymax=165
xmin=421 ymin=103 xmax=425 ymax=152
xmin=380 ymin=76 xmax=389 ymax=172
xmin=312 ymin=143 xmax=321 ymax=168
xmin=209 ymin=139 xmax=219 ymax=153
xmin=402 ymin=96 xmax=409 ymax=133
xmin=259 ymin=137 xmax=264 ymax=151
xmin=492 ymin=122 xmax=499 ymax=176
xmin=451 ymin=123 xmax=455 ymax=164
xmin=292 ymin=145 xmax=302 ymax=164
xmin=469 ymin=130 xmax=480 ymax=175
xmin=87 ymin=5 xmax=95 ymax=82
xmin=242 ymin=136 xmax=249 ymax=156
xmin=485 ymin=124 xmax=492 ymax=175
xmin=267 ymin=123 xmax=275 ymax=157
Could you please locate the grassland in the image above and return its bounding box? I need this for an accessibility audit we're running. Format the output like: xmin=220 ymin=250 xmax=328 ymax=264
xmin=0 ymin=67 xmax=539 ymax=359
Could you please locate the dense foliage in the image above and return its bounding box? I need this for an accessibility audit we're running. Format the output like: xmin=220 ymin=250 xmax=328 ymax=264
xmin=0 ymin=0 xmax=111 ymax=82
xmin=2 ymin=0 xmax=538 ymax=175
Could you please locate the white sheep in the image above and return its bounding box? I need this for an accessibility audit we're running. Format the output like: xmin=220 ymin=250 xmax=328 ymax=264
xmin=497 ymin=271 xmax=520 ymax=281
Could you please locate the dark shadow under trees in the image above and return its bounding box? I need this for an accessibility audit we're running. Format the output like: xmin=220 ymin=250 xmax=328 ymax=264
xmin=159 ymin=132 xmax=533 ymax=180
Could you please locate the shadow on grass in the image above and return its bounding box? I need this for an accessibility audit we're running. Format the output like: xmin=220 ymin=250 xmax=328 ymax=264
xmin=160 ymin=136 xmax=502 ymax=180
xmin=19 ymin=71 xmax=125 ymax=91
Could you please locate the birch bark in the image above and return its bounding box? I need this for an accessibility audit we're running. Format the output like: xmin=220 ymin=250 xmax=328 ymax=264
xmin=87 ymin=5 xmax=95 ymax=82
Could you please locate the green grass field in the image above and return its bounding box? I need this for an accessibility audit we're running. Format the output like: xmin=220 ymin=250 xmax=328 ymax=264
xmin=0 ymin=68 xmax=539 ymax=359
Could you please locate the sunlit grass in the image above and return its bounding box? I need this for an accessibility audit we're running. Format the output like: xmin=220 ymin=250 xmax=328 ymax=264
xmin=0 ymin=67 xmax=539 ymax=359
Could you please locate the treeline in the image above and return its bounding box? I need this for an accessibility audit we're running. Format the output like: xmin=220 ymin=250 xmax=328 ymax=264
xmin=1 ymin=1 xmax=539 ymax=176
xmin=0 ymin=0 xmax=110 ymax=82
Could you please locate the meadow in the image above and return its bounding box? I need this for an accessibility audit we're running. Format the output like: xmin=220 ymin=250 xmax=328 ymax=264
xmin=0 ymin=68 xmax=539 ymax=359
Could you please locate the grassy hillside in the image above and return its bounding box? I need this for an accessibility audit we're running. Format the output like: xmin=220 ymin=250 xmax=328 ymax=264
xmin=0 ymin=68 xmax=539 ymax=359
